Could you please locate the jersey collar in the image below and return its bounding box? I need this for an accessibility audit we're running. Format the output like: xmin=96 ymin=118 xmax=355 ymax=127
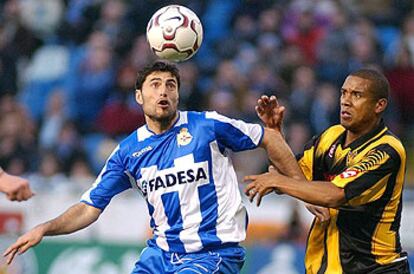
xmin=137 ymin=111 xmax=187 ymax=141
xmin=340 ymin=119 xmax=387 ymax=150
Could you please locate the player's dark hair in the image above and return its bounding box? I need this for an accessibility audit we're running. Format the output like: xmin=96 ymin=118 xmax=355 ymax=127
xmin=349 ymin=69 xmax=389 ymax=101
xmin=135 ymin=61 xmax=181 ymax=90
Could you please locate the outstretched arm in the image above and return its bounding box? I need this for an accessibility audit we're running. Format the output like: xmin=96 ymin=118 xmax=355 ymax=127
xmin=3 ymin=202 xmax=101 ymax=264
xmin=244 ymin=168 xmax=346 ymax=207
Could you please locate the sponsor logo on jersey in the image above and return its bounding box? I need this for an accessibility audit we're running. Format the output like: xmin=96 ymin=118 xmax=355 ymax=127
xmin=328 ymin=144 xmax=336 ymax=158
xmin=142 ymin=167 xmax=208 ymax=195
xmin=177 ymin=128 xmax=192 ymax=146
xmin=132 ymin=146 xmax=153 ymax=157
xmin=340 ymin=169 xmax=359 ymax=179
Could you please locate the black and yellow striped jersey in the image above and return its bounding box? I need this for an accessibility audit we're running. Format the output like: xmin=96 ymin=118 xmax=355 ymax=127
xmin=298 ymin=120 xmax=407 ymax=274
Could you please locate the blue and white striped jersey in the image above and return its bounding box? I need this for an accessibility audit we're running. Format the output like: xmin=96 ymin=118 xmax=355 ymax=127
xmin=81 ymin=111 xmax=264 ymax=253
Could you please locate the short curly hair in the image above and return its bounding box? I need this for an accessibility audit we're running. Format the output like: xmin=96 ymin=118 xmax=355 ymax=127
xmin=135 ymin=61 xmax=181 ymax=91
xmin=349 ymin=69 xmax=389 ymax=101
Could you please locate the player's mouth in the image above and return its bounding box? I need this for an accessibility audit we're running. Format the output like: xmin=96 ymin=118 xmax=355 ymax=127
xmin=157 ymin=99 xmax=170 ymax=109
xmin=341 ymin=110 xmax=351 ymax=120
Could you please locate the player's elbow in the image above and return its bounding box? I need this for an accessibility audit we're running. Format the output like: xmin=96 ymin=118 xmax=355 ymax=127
xmin=322 ymin=188 xmax=346 ymax=208
xmin=260 ymin=128 xmax=283 ymax=149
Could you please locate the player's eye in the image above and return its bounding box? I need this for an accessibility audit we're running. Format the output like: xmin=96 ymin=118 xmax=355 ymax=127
xmin=352 ymin=91 xmax=362 ymax=99
xmin=167 ymin=82 xmax=176 ymax=89
xmin=151 ymin=82 xmax=160 ymax=88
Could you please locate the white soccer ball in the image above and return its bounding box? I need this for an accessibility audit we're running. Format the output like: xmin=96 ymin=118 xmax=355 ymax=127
xmin=146 ymin=5 xmax=203 ymax=62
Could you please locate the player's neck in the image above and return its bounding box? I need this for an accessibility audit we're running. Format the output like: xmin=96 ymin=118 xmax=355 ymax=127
xmin=146 ymin=112 xmax=179 ymax=135
xmin=344 ymin=118 xmax=380 ymax=147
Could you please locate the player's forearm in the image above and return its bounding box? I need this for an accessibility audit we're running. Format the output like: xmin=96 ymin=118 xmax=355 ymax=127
xmin=40 ymin=203 xmax=101 ymax=236
xmin=262 ymin=128 xmax=305 ymax=180
xmin=275 ymin=177 xmax=345 ymax=207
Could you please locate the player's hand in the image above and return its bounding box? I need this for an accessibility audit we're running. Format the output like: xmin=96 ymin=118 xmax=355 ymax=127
xmin=305 ymin=204 xmax=330 ymax=223
xmin=3 ymin=226 xmax=45 ymax=264
xmin=268 ymin=165 xmax=283 ymax=194
xmin=244 ymin=167 xmax=284 ymax=206
xmin=0 ymin=172 xmax=34 ymax=201
xmin=256 ymin=95 xmax=285 ymax=132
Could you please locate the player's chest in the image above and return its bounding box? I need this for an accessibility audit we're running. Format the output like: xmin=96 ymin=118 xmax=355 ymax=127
xmin=129 ymin=127 xmax=214 ymax=196
xmin=321 ymin=143 xmax=365 ymax=179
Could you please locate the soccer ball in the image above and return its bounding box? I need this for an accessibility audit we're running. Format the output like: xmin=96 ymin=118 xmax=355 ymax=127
xmin=146 ymin=5 xmax=203 ymax=62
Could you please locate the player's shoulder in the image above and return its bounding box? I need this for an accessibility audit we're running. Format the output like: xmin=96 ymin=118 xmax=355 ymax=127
xmin=322 ymin=124 xmax=346 ymax=137
xmin=318 ymin=124 xmax=346 ymax=144
xmin=118 ymin=125 xmax=150 ymax=150
xmin=375 ymin=129 xmax=406 ymax=158
xmin=184 ymin=110 xmax=229 ymax=125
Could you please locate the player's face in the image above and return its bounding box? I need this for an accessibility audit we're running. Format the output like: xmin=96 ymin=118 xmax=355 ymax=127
xmin=340 ymin=76 xmax=381 ymax=133
xmin=136 ymin=71 xmax=179 ymax=122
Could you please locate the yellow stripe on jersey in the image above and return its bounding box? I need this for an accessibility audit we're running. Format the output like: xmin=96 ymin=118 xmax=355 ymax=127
xmin=347 ymin=174 xmax=390 ymax=207
xmin=315 ymin=125 xmax=345 ymax=160
xmin=305 ymin=220 xmax=328 ymax=274
xmin=333 ymin=145 xmax=350 ymax=167
xmin=353 ymin=127 xmax=388 ymax=153
xmin=372 ymin=136 xmax=406 ymax=264
xmin=298 ymin=147 xmax=314 ymax=181
xmin=325 ymin=209 xmax=342 ymax=273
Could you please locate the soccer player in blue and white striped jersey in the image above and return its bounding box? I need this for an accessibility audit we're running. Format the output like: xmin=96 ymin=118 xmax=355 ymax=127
xmin=4 ymin=61 xmax=301 ymax=273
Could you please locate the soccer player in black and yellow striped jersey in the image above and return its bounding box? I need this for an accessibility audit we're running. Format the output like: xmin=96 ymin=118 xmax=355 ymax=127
xmin=245 ymin=69 xmax=410 ymax=274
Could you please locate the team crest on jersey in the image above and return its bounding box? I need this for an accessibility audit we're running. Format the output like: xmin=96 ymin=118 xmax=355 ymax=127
xmin=177 ymin=128 xmax=193 ymax=146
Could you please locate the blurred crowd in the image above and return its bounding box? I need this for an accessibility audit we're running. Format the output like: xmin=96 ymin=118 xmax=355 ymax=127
xmin=1 ymin=0 xmax=414 ymax=194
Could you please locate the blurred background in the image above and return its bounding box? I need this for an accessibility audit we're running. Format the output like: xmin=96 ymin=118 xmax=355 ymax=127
xmin=0 ymin=0 xmax=413 ymax=273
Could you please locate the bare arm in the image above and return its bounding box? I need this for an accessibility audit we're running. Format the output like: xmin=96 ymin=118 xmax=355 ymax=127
xmin=254 ymin=95 xmax=331 ymax=222
xmin=261 ymin=128 xmax=305 ymax=180
xmin=3 ymin=202 xmax=101 ymax=264
xmin=244 ymin=170 xmax=346 ymax=208
xmin=257 ymin=96 xmax=304 ymax=179
xmin=0 ymin=168 xmax=34 ymax=201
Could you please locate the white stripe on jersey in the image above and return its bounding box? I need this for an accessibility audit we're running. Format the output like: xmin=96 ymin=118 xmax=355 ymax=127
xmin=209 ymin=140 xmax=247 ymax=243
xmin=176 ymin=154 xmax=204 ymax=252
xmin=205 ymin=111 xmax=262 ymax=146
xmin=137 ymin=126 xmax=153 ymax=142
xmin=175 ymin=111 xmax=188 ymax=127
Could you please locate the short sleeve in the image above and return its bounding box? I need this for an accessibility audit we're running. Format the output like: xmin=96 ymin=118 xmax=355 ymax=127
xmin=297 ymin=135 xmax=320 ymax=181
xmin=205 ymin=111 xmax=264 ymax=152
xmin=81 ymin=145 xmax=131 ymax=210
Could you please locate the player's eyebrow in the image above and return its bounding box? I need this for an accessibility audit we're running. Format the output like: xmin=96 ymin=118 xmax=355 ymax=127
xmin=149 ymin=77 xmax=162 ymax=82
xmin=166 ymin=79 xmax=177 ymax=84
xmin=341 ymin=87 xmax=365 ymax=93
xmin=148 ymin=77 xmax=177 ymax=84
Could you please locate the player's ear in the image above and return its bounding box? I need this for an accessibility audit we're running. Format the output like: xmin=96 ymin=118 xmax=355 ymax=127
xmin=135 ymin=89 xmax=143 ymax=105
xmin=375 ymin=98 xmax=387 ymax=114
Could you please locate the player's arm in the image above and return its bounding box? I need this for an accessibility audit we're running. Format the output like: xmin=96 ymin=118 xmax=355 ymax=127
xmin=3 ymin=202 xmax=101 ymax=264
xmin=260 ymin=128 xmax=305 ymax=180
xmin=257 ymin=95 xmax=304 ymax=179
xmin=244 ymin=169 xmax=345 ymax=207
